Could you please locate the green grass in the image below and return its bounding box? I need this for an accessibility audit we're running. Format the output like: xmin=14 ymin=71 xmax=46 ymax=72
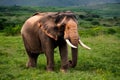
xmin=0 ymin=33 xmax=120 ymax=80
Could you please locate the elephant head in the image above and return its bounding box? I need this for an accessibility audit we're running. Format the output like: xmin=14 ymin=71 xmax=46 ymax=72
xmin=39 ymin=11 xmax=91 ymax=67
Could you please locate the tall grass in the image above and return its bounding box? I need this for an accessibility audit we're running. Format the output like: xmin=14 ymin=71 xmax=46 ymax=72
xmin=0 ymin=32 xmax=120 ymax=80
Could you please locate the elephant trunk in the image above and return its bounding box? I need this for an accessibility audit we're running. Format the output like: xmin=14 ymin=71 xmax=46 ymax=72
xmin=63 ymin=18 xmax=91 ymax=68
xmin=70 ymin=47 xmax=78 ymax=68
xmin=69 ymin=34 xmax=79 ymax=68
xmin=64 ymin=28 xmax=78 ymax=68
xmin=64 ymin=22 xmax=79 ymax=67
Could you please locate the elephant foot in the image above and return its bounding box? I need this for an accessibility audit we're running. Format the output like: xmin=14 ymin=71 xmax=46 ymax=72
xmin=60 ymin=63 xmax=68 ymax=73
xmin=46 ymin=66 xmax=54 ymax=72
xmin=47 ymin=69 xmax=54 ymax=72
xmin=26 ymin=61 xmax=37 ymax=68
xmin=68 ymin=60 xmax=76 ymax=68
xmin=60 ymin=69 xmax=67 ymax=73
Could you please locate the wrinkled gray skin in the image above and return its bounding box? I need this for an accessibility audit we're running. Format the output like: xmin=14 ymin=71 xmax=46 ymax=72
xmin=21 ymin=11 xmax=79 ymax=72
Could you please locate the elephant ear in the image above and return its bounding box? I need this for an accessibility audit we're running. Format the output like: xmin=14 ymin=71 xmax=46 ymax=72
xmin=39 ymin=15 xmax=58 ymax=40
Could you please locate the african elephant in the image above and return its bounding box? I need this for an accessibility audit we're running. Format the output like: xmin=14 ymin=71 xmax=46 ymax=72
xmin=21 ymin=11 xmax=91 ymax=72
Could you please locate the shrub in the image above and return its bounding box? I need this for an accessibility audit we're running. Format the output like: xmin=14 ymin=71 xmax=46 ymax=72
xmin=0 ymin=18 xmax=7 ymax=30
xmin=107 ymin=28 xmax=116 ymax=34
xmin=115 ymin=22 xmax=120 ymax=26
xmin=92 ymin=14 xmax=100 ymax=18
xmin=79 ymin=20 xmax=93 ymax=28
xmin=78 ymin=15 xmax=86 ymax=19
xmin=79 ymin=26 xmax=103 ymax=37
xmin=79 ymin=26 xmax=118 ymax=37
xmin=91 ymin=21 xmax=100 ymax=25
xmin=4 ymin=25 xmax=21 ymax=36
xmin=84 ymin=18 xmax=93 ymax=21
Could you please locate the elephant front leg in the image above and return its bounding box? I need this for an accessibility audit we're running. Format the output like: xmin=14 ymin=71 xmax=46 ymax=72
xmin=59 ymin=43 xmax=68 ymax=72
xmin=45 ymin=47 xmax=54 ymax=72
xmin=26 ymin=51 xmax=40 ymax=68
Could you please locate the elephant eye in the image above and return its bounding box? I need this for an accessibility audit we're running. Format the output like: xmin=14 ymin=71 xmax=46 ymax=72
xmin=60 ymin=25 xmax=65 ymax=31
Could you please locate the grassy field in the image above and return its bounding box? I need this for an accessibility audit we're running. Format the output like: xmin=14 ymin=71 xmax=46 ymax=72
xmin=0 ymin=3 xmax=120 ymax=80
xmin=0 ymin=33 xmax=120 ymax=80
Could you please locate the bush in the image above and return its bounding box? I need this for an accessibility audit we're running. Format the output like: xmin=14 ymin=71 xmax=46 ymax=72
xmin=0 ymin=18 xmax=7 ymax=30
xmin=78 ymin=15 xmax=86 ymax=19
xmin=78 ymin=26 xmax=118 ymax=37
xmin=84 ymin=18 xmax=93 ymax=21
xmin=4 ymin=25 xmax=21 ymax=36
xmin=91 ymin=21 xmax=100 ymax=25
xmin=92 ymin=14 xmax=100 ymax=18
xmin=79 ymin=26 xmax=104 ymax=37
xmin=107 ymin=28 xmax=116 ymax=34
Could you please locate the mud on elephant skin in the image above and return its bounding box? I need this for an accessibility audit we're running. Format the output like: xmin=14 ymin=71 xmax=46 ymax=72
xmin=21 ymin=11 xmax=91 ymax=72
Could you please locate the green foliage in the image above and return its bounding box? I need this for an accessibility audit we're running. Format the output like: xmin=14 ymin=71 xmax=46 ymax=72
xmin=91 ymin=21 xmax=100 ymax=25
xmin=0 ymin=4 xmax=120 ymax=80
xmin=4 ymin=25 xmax=21 ymax=36
xmin=0 ymin=5 xmax=120 ymax=37
xmin=84 ymin=3 xmax=120 ymax=17
xmin=107 ymin=28 xmax=116 ymax=34
xmin=78 ymin=26 xmax=119 ymax=37
xmin=0 ymin=33 xmax=120 ymax=80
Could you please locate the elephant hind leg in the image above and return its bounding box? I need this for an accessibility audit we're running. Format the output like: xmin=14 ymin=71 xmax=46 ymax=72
xmin=26 ymin=51 xmax=40 ymax=68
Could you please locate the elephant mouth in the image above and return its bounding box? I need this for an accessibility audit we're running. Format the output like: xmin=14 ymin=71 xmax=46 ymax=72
xmin=65 ymin=39 xmax=91 ymax=50
xmin=65 ymin=39 xmax=77 ymax=48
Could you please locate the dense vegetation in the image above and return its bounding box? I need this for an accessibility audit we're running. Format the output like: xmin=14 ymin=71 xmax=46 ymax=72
xmin=0 ymin=3 xmax=120 ymax=36
xmin=0 ymin=3 xmax=120 ymax=80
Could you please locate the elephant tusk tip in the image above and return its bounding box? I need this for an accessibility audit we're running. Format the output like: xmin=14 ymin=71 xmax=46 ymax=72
xmin=78 ymin=39 xmax=91 ymax=50
xmin=84 ymin=46 xmax=91 ymax=50
xmin=70 ymin=45 xmax=77 ymax=49
xmin=87 ymin=47 xmax=91 ymax=50
xmin=74 ymin=46 xmax=77 ymax=48
xmin=73 ymin=46 xmax=77 ymax=48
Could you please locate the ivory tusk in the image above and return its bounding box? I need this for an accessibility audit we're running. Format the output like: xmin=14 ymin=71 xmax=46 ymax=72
xmin=79 ymin=39 xmax=91 ymax=50
xmin=66 ymin=39 xmax=77 ymax=48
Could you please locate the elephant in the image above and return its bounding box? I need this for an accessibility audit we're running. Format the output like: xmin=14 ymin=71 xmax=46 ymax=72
xmin=21 ymin=11 xmax=91 ymax=72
